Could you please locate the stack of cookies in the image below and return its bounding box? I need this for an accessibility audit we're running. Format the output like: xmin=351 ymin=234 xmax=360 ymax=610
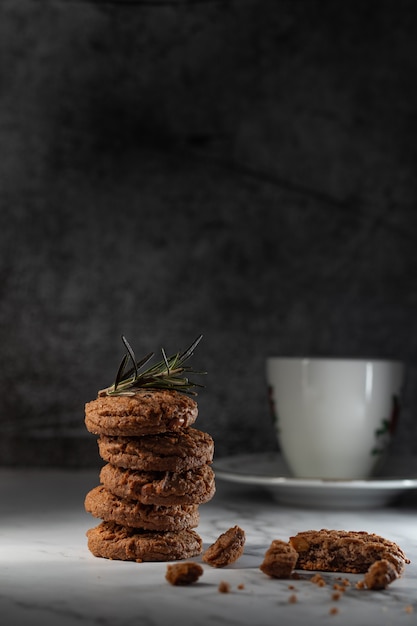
xmin=84 ymin=388 xmax=215 ymax=562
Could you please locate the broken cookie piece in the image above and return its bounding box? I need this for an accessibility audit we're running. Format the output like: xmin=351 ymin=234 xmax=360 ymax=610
xmin=165 ymin=561 xmax=203 ymax=586
xmin=202 ymin=525 xmax=246 ymax=568
xmin=260 ymin=529 xmax=409 ymax=590
xmin=362 ymin=559 xmax=399 ymax=590
xmin=289 ymin=529 xmax=409 ymax=579
xmin=260 ymin=539 xmax=298 ymax=579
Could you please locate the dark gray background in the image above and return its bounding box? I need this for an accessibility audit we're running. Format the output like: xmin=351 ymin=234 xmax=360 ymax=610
xmin=1 ymin=0 xmax=416 ymax=469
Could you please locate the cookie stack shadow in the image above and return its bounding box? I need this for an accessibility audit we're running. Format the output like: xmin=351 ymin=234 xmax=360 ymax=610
xmin=84 ymin=389 xmax=215 ymax=562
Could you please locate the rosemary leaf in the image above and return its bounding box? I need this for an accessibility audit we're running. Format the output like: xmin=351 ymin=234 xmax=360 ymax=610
xmin=114 ymin=353 xmax=130 ymax=391
xmin=121 ymin=335 xmax=138 ymax=379
xmin=102 ymin=335 xmax=206 ymax=396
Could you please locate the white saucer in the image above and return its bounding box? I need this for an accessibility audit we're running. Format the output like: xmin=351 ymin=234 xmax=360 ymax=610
xmin=213 ymin=452 xmax=417 ymax=509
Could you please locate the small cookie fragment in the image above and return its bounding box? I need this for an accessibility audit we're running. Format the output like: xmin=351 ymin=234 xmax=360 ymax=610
xmin=310 ymin=573 xmax=326 ymax=587
xmin=334 ymin=577 xmax=350 ymax=590
xmin=260 ymin=539 xmax=298 ymax=579
xmin=165 ymin=562 xmax=203 ymax=586
xmin=202 ymin=525 xmax=246 ymax=568
xmin=363 ymin=559 xmax=399 ymax=590
xmin=218 ymin=581 xmax=231 ymax=593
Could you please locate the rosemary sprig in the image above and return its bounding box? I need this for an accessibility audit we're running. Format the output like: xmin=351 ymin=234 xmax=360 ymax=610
xmin=101 ymin=334 xmax=205 ymax=396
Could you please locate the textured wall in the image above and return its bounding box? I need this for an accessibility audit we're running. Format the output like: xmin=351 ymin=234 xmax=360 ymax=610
xmin=1 ymin=0 xmax=417 ymax=468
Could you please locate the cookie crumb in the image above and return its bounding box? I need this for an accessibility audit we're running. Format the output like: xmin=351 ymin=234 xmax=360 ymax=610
xmin=237 ymin=583 xmax=245 ymax=590
xmin=218 ymin=580 xmax=231 ymax=593
xmin=329 ymin=607 xmax=339 ymax=615
xmin=165 ymin=562 xmax=203 ymax=586
xmin=288 ymin=594 xmax=297 ymax=604
xmin=334 ymin=578 xmax=350 ymax=589
xmin=310 ymin=573 xmax=326 ymax=587
xmin=332 ymin=592 xmax=341 ymax=601
xmin=405 ymin=605 xmax=414 ymax=614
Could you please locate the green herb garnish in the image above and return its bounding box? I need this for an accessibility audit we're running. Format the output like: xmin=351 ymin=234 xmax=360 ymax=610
xmin=100 ymin=334 xmax=205 ymax=396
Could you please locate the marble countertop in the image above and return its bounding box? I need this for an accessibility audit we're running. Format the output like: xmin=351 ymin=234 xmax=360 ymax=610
xmin=1 ymin=467 xmax=416 ymax=626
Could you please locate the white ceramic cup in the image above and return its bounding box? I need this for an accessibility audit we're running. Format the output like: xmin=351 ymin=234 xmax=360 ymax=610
xmin=266 ymin=357 xmax=404 ymax=480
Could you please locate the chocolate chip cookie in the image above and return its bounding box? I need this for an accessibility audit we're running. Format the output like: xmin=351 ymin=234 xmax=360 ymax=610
xmin=85 ymin=485 xmax=199 ymax=531
xmin=100 ymin=463 xmax=215 ymax=505
xmin=97 ymin=428 xmax=214 ymax=472
xmin=87 ymin=520 xmax=203 ymax=562
xmin=85 ymin=389 xmax=198 ymax=436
